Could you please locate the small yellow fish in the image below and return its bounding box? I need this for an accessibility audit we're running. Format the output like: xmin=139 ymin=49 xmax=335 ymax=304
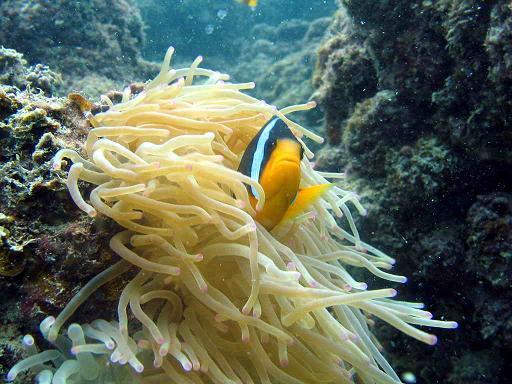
xmin=238 ymin=117 xmax=331 ymax=230
xmin=236 ymin=0 xmax=258 ymax=8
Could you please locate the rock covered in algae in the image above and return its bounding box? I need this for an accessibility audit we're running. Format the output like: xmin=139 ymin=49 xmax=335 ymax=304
xmin=0 ymin=0 xmax=158 ymax=96
xmin=314 ymin=1 xmax=512 ymax=382
xmin=0 ymin=51 xmax=119 ymax=380
xmin=0 ymin=48 xmax=62 ymax=95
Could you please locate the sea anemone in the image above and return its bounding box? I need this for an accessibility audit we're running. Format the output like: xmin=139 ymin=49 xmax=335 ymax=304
xmin=8 ymin=48 xmax=457 ymax=384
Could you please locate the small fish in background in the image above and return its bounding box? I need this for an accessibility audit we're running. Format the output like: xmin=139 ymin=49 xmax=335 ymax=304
xmin=401 ymin=372 xmax=417 ymax=384
xmin=235 ymin=0 xmax=258 ymax=8
xmin=238 ymin=117 xmax=331 ymax=230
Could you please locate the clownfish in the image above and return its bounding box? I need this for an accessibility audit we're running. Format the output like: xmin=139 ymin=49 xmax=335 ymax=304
xmin=235 ymin=0 xmax=258 ymax=8
xmin=238 ymin=117 xmax=331 ymax=230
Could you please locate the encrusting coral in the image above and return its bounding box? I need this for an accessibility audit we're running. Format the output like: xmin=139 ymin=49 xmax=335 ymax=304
xmin=8 ymin=48 xmax=456 ymax=384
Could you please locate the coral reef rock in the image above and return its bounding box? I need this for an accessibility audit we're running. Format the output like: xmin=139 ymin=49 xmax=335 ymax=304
xmin=0 ymin=0 xmax=158 ymax=96
xmin=314 ymin=1 xmax=512 ymax=383
xmin=0 ymin=51 xmax=117 ymax=381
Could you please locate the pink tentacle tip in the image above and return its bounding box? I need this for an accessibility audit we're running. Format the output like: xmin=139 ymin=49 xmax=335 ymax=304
xmin=241 ymin=306 xmax=251 ymax=316
xmin=286 ymin=262 xmax=296 ymax=271
xmin=309 ymin=280 xmax=319 ymax=288
xmin=183 ymin=362 xmax=193 ymax=372
xmin=241 ymin=336 xmax=250 ymax=344
xmin=280 ymin=359 xmax=289 ymax=368
xmin=200 ymin=285 xmax=208 ymax=293
xmin=214 ymin=314 xmax=224 ymax=322
xmin=236 ymin=200 xmax=246 ymax=209
xmin=134 ymin=363 xmax=144 ymax=373
xmin=426 ymin=312 xmax=433 ymax=319
xmin=358 ymin=282 xmax=368 ymax=290
xmin=153 ymin=360 xmax=162 ymax=368
xmin=22 ymin=335 xmax=34 ymax=346
xmin=174 ymin=267 xmax=181 ymax=275
xmin=87 ymin=209 xmax=97 ymax=218
xmin=70 ymin=346 xmax=78 ymax=355
xmin=195 ymin=253 xmax=204 ymax=261
xmin=389 ymin=289 xmax=398 ymax=297
xmin=348 ymin=333 xmax=359 ymax=342
xmin=105 ymin=341 xmax=116 ymax=350
xmin=428 ymin=335 xmax=438 ymax=345
xmin=185 ymin=164 xmax=193 ymax=170
xmin=157 ymin=337 xmax=165 ymax=345
xmin=450 ymin=321 xmax=459 ymax=329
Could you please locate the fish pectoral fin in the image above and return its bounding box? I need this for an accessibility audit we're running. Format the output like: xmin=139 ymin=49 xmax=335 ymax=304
xmin=281 ymin=184 xmax=332 ymax=222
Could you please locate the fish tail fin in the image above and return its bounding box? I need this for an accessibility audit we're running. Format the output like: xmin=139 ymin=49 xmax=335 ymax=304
xmin=282 ymin=183 xmax=332 ymax=222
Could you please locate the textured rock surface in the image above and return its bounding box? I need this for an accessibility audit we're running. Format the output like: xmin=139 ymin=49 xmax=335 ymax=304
xmin=0 ymin=51 xmax=118 ymax=380
xmin=0 ymin=48 xmax=62 ymax=95
xmin=0 ymin=0 xmax=158 ymax=96
xmin=314 ymin=1 xmax=512 ymax=382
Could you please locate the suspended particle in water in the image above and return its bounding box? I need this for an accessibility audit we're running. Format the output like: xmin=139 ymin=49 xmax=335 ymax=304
xmin=205 ymin=24 xmax=214 ymax=35
xmin=217 ymin=9 xmax=228 ymax=20
xmin=402 ymin=372 xmax=417 ymax=384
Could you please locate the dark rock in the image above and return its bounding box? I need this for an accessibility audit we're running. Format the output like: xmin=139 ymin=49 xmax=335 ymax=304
xmin=314 ymin=1 xmax=512 ymax=382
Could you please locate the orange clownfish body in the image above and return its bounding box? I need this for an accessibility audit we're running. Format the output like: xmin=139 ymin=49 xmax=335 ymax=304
xmin=238 ymin=117 xmax=331 ymax=230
